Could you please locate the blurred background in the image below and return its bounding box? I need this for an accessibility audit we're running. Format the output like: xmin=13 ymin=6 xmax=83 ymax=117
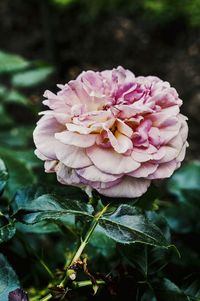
xmin=1 ymin=0 xmax=200 ymax=161
xmin=1 ymin=2 xmax=200 ymax=299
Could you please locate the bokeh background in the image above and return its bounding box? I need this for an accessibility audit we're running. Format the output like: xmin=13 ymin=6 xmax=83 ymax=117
xmin=1 ymin=1 xmax=200 ymax=299
xmin=1 ymin=0 xmax=200 ymax=160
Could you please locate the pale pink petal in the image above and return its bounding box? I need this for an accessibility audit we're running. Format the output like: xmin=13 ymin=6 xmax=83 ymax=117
xmin=107 ymin=130 xmax=133 ymax=153
xmin=151 ymin=146 xmax=166 ymax=161
xmin=33 ymin=115 xmax=64 ymax=159
xmin=129 ymin=163 xmax=158 ymax=178
xmin=156 ymin=146 xmax=178 ymax=163
xmin=131 ymin=149 xmax=152 ymax=162
xmin=148 ymin=127 xmax=161 ymax=146
xmin=176 ymin=142 xmax=188 ymax=162
xmin=148 ymin=160 xmax=177 ymax=179
xmin=55 ymin=163 xmax=81 ymax=185
xmin=44 ymin=160 xmax=58 ymax=173
xmin=34 ymin=149 xmax=50 ymax=161
xmin=97 ymin=176 xmax=150 ymax=198
xmin=76 ymin=165 xmax=122 ymax=182
xmin=38 ymin=110 xmax=71 ymax=125
xmin=55 ymin=144 xmax=92 ymax=168
xmin=87 ymin=146 xmax=140 ymax=174
xmin=116 ymin=119 xmax=133 ymax=137
xmin=55 ymin=131 xmax=97 ymax=148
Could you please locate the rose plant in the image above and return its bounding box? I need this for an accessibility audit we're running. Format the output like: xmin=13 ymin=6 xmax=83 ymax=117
xmin=2 ymin=62 xmax=198 ymax=301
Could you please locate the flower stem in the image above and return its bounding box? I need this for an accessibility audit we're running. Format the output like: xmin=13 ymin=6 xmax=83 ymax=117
xmin=73 ymin=279 xmax=105 ymax=288
xmin=40 ymin=205 xmax=108 ymax=300
xmin=40 ymin=294 xmax=52 ymax=301
xmin=59 ymin=204 xmax=109 ymax=287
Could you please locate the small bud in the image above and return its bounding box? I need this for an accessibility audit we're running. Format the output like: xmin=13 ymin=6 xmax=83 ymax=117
xmin=67 ymin=269 xmax=76 ymax=280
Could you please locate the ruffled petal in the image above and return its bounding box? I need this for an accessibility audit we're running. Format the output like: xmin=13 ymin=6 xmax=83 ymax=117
xmin=87 ymin=146 xmax=140 ymax=174
xmin=55 ymin=144 xmax=92 ymax=168
xmin=76 ymin=165 xmax=122 ymax=182
xmin=148 ymin=160 xmax=177 ymax=179
xmin=55 ymin=131 xmax=97 ymax=148
xmin=129 ymin=163 xmax=158 ymax=178
xmin=97 ymin=176 xmax=150 ymax=198
xmin=33 ymin=115 xmax=64 ymax=159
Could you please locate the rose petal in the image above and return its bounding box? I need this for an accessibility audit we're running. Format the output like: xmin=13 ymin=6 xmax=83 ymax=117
xmin=97 ymin=176 xmax=150 ymax=198
xmin=107 ymin=130 xmax=133 ymax=153
xmin=55 ymin=144 xmax=92 ymax=168
xmin=87 ymin=146 xmax=140 ymax=174
xmin=148 ymin=160 xmax=177 ymax=179
xmin=76 ymin=165 xmax=122 ymax=182
xmin=33 ymin=115 xmax=64 ymax=159
xmin=55 ymin=131 xmax=97 ymax=148
xmin=129 ymin=163 xmax=158 ymax=178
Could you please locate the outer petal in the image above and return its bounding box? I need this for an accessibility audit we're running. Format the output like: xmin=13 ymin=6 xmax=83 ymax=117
xmin=44 ymin=160 xmax=58 ymax=173
xmin=55 ymin=144 xmax=92 ymax=168
xmin=176 ymin=142 xmax=188 ymax=163
xmin=55 ymin=163 xmax=81 ymax=185
xmin=129 ymin=163 xmax=158 ymax=178
xmin=97 ymin=176 xmax=150 ymax=198
xmin=55 ymin=131 xmax=97 ymax=148
xmin=87 ymin=146 xmax=140 ymax=174
xmin=34 ymin=149 xmax=50 ymax=161
xmin=76 ymin=165 xmax=122 ymax=182
xmin=148 ymin=160 xmax=177 ymax=179
xmin=33 ymin=115 xmax=64 ymax=159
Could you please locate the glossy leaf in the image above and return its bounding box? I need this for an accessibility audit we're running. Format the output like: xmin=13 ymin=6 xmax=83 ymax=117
xmin=0 ymin=219 xmax=16 ymax=244
xmin=0 ymin=254 xmax=20 ymax=301
xmin=182 ymin=275 xmax=200 ymax=300
xmin=0 ymin=149 xmax=36 ymax=198
xmin=168 ymin=161 xmax=200 ymax=208
xmin=12 ymin=67 xmax=53 ymax=87
xmin=0 ymin=158 xmax=8 ymax=194
xmin=88 ymin=226 xmax=116 ymax=258
xmin=99 ymin=205 xmax=169 ymax=247
xmin=152 ymin=278 xmax=190 ymax=301
xmin=0 ymin=51 xmax=29 ymax=74
xmin=119 ymin=244 xmax=170 ymax=277
xmin=12 ymin=186 xmax=93 ymax=225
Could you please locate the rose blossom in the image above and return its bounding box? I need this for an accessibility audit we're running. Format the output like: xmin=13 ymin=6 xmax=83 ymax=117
xmin=33 ymin=66 xmax=188 ymax=198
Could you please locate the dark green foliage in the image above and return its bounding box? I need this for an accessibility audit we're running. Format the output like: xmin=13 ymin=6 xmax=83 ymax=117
xmin=0 ymin=254 xmax=20 ymax=301
xmin=0 ymin=50 xmax=200 ymax=300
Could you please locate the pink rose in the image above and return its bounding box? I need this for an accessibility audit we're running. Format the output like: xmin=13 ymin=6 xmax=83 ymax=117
xmin=33 ymin=66 xmax=188 ymax=198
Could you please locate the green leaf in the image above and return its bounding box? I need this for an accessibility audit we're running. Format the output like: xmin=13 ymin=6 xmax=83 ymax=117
xmin=11 ymin=67 xmax=53 ymax=87
xmin=4 ymin=90 xmax=29 ymax=106
xmin=16 ymin=221 xmax=60 ymax=234
xmin=0 ymin=85 xmax=29 ymax=106
xmin=152 ymin=278 xmax=190 ymax=301
xmin=0 ymin=159 xmax=8 ymax=194
xmin=0 ymin=105 xmax=13 ymax=127
xmin=0 ymin=217 xmax=16 ymax=244
xmin=168 ymin=161 xmax=200 ymax=208
xmin=12 ymin=186 xmax=93 ymax=225
xmin=163 ymin=204 xmax=200 ymax=234
xmin=0 ymin=149 xmax=36 ymax=198
xmin=119 ymin=244 xmax=170 ymax=277
xmin=0 ymin=127 xmax=34 ymax=149
xmin=99 ymin=205 xmax=169 ymax=247
xmin=183 ymin=276 xmax=200 ymax=300
xmin=0 ymin=254 xmax=20 ymax=301
xmin=88 ymin=226 xmax=116 ymax=258
xmin=0 ymin=51 xmax=29 ymax=74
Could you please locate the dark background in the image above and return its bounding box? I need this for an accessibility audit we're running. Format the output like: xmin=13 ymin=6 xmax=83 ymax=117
xmin=1 ymin=0 xmax=200 ymax=159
